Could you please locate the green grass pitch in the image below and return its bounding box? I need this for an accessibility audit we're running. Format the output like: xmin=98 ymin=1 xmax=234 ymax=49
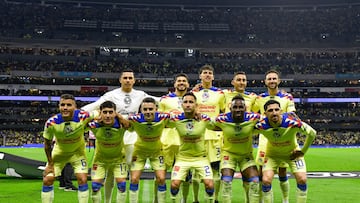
xmin=1 ymin=147 xmax=360 ymax=202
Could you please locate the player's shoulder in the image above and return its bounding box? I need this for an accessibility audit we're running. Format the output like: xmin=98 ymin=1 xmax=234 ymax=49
xmin=282 ymin=112 xmax=302 ymax=128
xmin=210 ymin=86 xmax=224 ymax=93
xmin=157 ymin=112 xmax=171 ymax=119
xmin=215 ymin=112 xmax=231 ymax=122
xmin=244 ymin=112 xmax=261 ymax=121
xmin=257 ymin=92 xmax=269 ymax=99
xmin=170 ymin=112 xmax=185 ymax=121
xmin=88 ymin=120 xmax=101 ymax=129
xmin=76 ymin=109 xmax=91 ymax=121
xmin=160 ymin=92 xmax=176 ymax=101
xmin=45 ymin=114 xmax=62 ymax=127
xmin=255 ymin=117 xmax=271 ymax=129
xmin=244 ymin=91 xmax=258 ymax=97
xmin=128 ymin=113 xmax=142 ymax=121
xmin=200 ymin=114 xmax=211 ymax=121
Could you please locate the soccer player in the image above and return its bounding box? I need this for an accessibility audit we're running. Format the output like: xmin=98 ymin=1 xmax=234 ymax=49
xmin=127 ymin=97 xmax=169 ymax=203
xmin=82 ymin=69 xmax=158 ymax=202
xmin=255 ymin=100 xmax=316 ymax=203
xmin=223 ymin=71 xmax=257 ymax=113
xmin=41 ymin=94 xmax=96 ymax=203
xmin=87 ymin=101 xmax=128 ymax=203
xmin=158 ymin=73 xmax=191 ymax=202
xmin=253 ymin=70 xmax=296 ymax=203
xmin=222 ymin=71 xmax=258 ymax=202
xmin=168 ymin=92 xmax=215 ymax=203
xmin=192 ymin=64 xmax=225 ymax=203
xmin=214 ymin=94 xmax=261 ymax=203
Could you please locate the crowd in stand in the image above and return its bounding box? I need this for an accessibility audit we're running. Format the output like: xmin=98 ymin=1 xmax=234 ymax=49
xmin=0 ymin=2 xmax=359 ymax=45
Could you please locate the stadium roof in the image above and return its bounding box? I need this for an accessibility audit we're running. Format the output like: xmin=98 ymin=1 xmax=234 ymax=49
xmin=7 ymin=0 xmax=360 ymax=7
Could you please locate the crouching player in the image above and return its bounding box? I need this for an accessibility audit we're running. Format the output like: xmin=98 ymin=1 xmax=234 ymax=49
xmin=214 ymin=94 xmax=261 ymax=203
xmin=87 ymin=101 xmax=129 ymax=203
xmin=255 ymin=100 xmax=316 ymax=203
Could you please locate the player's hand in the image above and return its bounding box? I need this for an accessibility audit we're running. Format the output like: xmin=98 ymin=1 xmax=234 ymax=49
xmin=192 ymin=83 xmax=202 ymax=92
xmin=43 ymin=165 xmax=54 ymax=177
xmin=194 ymin=112 xmax=202 ymax=121
xmin=290 ymin=150 xmax=304 ymax=160
xmin=117 ymin=113 xmax=130 ymax=129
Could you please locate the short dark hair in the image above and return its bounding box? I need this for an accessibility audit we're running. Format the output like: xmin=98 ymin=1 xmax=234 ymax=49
xmin=265 ymin=69 xmax=280 ymax=78
xmin=231 ymin=94 xmax=245 ymax=102
xmin=142 ymin=97 xmax=156 ymax=104
xmin=264 ymin=99 xmax=281 ymax=111
xmin=120 ymin=68 xmax=134 ymax=76
xmin=60 ymin=94 xmax=75 ymax=100
xmin=174 ymin=73 xmax=189 ymax=81
xmin=183 ymin=92 xmax=197 ymax=101
xmin=100 ymin=101 xmax=116 ymax=110
xmin=233 ymin=71 xmax=246 ymax=77
xmin=199 ymin=64 xmax=214 ymax=74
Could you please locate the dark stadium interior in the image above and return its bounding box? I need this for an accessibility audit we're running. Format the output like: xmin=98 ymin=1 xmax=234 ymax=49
xmin=0 ymin=0 xmax=359 ymax=146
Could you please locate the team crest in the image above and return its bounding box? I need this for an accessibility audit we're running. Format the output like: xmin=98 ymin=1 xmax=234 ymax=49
xmin=124 ymin=95 xmax=132 ymax=105
xmin=202 ymin=90 xmax=210 ymax=102
xmin=273 ymin=129 xmax=281 ymax=138
xmin=234 ymin=124 xmax=242 ymax=133
xmin=63 ymin=123 xmax=73 ymax=134
xmin=146 ymin=124 xmax=153 ymax=131
xmin=105 ymin=128 xmax=112 ymax=138
xmin=186 ymin=121 xmax=194 ymax=132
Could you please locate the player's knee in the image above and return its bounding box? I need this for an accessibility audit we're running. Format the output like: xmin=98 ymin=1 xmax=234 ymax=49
xmin=77 ymin=174 xmax=88 ymax=185
xmin=296 ymin=176 xmax=307 ymax=185
xmin=92 ymin=182 xmax=103 ymax=192
xmin=261 ymin=176 xmax=272 ymax=185
xmin=156 ymin=176 xmax=166 ymax=185
xmin=43 ymin=176 xmax=55 ymax=186
xmin=117 ymin=181 xmax=126 ymax=192
xmin=171 ymin=180 xmax=181 ymax=190
xmin=130 ymin=176 xmax=140 ymax=184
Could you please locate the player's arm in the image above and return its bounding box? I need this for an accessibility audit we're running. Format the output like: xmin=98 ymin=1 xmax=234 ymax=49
xmin=117 ymin=113 xmax=130 ymax=129
xmin=43 ymin=138 xmax=54 ymax=176
xmin=290 ymin=121 xmax=316 ymax=160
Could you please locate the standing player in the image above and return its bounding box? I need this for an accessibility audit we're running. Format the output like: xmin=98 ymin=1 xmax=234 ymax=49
xmin=223 ymin=71 xmax=257 ymax=113
xmin=87 ymin=101 xmax=128 ymax=203
xmin=222 ymin=71 xmax=257 ymax=202
xmin=127 ymin=97 xmax=169 ymax=203
xmin=253 ymin=70 xmax=296 ymax=203
xmin=192 ymin=64 xmax=225 ymax=203
xmin=168 ymin=92 xmax=215 ymax=203
xmin=255 ymin=100 xmax=316 ymax=203
xmin=41 ymin=94 xmax=96 ymax=203
xmin=82 ymin=69 xmax=158 ymax=203
xmin=214 ymin=95 xmax=261 ymax=203
xmin=158 ymin=73 xmax=191 ymax=202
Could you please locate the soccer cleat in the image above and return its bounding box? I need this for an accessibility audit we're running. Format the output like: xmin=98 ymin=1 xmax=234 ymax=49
xmin=64 ymin=185 xmax=78 ymax=192
xmin=59 ymin=186 xmax=65 ymax=190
